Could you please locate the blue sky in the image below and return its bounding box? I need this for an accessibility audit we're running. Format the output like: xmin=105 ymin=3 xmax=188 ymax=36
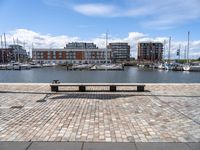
xmin=0 ymin=0 xmax=200 ymax=58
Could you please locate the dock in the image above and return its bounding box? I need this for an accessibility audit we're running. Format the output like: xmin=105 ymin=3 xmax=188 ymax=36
xmin=0 ymin=83 xmax=200 ymax=149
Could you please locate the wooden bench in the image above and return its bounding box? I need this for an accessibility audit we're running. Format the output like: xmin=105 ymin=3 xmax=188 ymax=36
xmin=50 ymin=81 xmax=145 ymax=92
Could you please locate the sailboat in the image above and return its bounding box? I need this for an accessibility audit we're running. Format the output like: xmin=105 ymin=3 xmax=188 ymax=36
xmin=93 ymin=32 xmax=123 ymax=70
xmin=183 ymin=31 xmax=191 ymax=71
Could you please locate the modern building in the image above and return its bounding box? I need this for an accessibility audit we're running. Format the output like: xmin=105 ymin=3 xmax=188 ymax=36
xmin=64 ymin=42 xmax=98 ymax=49
xmin=0 ymin=48 xmax=14 ymax=63
xmin=137 ymin=42 xmax=163 ymax=62
xmin=108 ymin=43 xmax=130 ymax=63
xmin=0 ymin=44 xmax=28 ymax=63
xmin=9 ymin=45 xmax=28 ymax=62
xmin=32 ymin=42 xmax=111 ymax=64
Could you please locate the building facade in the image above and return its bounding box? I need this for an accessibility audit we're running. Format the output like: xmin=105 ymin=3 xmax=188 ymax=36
xmin=32 ymin=42 xmax=111 ymax=64
xmin=0 ymin=44 xmax=28 ymax=63
xmin=9 ymin=45 xmax=28 ymax=62
xmin=137 ymin=42 xmax=163 ymax=62
xmin=0 ymin=48 xmax=15 ymax=63
xmin=108 ymin=43 xmax=130 ymax=63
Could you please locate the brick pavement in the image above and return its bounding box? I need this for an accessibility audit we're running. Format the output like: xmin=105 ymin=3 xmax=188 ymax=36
xmin=0 ymin=84 xmax=200 ymax=142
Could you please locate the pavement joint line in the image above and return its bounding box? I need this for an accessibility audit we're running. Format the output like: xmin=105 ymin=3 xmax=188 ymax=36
xmin=185 ymin=143 xmax=198 ymax=150
xmin=37 ymin=93 xmax=52 ymax=102
xmin=25 ymin=142 xmax=33 ymax=150
xmin=81 ymin=142 xmax=84 ymax=150
xmin=0 ymin=91 xmax=52 ymax=94
xmin=150 ymin=93 xmax=200 ymax=126
xmin=133 ymin=142 xmax=139 ymax=150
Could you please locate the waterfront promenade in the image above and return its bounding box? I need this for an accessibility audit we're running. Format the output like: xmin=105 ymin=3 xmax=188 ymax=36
xmin=0 ymin=83 xmax=200 ymax=149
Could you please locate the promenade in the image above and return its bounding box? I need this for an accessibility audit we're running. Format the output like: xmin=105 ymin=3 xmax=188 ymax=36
xmin=0 ymin=83 xmax=200 ymax=149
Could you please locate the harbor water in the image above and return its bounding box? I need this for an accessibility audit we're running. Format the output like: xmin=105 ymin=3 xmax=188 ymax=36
xmin=0 ymin=66 xmax=199 ymax=83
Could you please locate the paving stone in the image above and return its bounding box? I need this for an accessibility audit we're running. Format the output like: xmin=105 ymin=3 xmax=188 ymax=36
xmin=0 ymin=84 xmax=200 ymax=142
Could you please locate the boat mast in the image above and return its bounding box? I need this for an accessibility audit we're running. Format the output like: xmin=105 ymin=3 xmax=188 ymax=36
xmin=1 ymin=35 xmax=4 ymax=63
xmin=4 ymin=33 xmax=7 ymax=48
xmin=163 ymin=40 xmax=167 ymax=61
xmin=187 ymin=31 xmax=190 ymax=63
xmin=17 ymin=38 xmax=20 ymax=62
xmin=168 ymin=36 xmax=171 ymax=63
xmin=105 ymin=32 xmax=108 ymax=66
xmin=184 ymin=45 xmax=187 ymax=61
xmin=0 ymin=35 xmax=3 ymax=48
xmin=179 ymin=44 xmax=181 ymax=60
xmin=13 ymin=37 xmax=16 ymax=44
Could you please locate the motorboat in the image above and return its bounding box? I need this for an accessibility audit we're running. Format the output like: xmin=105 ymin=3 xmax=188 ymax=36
xmin=43 ymin=63 xmax=57 ymax=67
xmin=189 ymin=63 xmax=200 ymax=71
xmin=6 ymin=64 xmax=13 ymax=70
xmin=13 ymin=63 xmax=21 ymax=70
xmin=72 ymin=64 xmax=93 ymax=70
xmin=0 ymin=64 xmax=6 ymax=70
xmin=30 ymin=63 xmax=42 ymax=68
xmin=94 ymin=64 xmax=124 ymax=70
xmin=20 ymin=63 xmax=31 ymax=70
xmin=42 ymin=63 xmax=54 ymax=67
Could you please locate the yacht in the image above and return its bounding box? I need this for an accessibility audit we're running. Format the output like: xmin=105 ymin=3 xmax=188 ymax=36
xmin=189 ymin=63 xmax=200 ymax=71
xmin=157 ymin=63 xmax=165 ymax=70
xmin=72 ymin=64 xmax=93 ymax=70
xmin=183 ymin=64 xmax=190 ymax=71
xmin=13 ymin=63 xmax=21 ymax=70
xmin=30 ymin=63 xmax=42 ymax=68
xmin=94 ymin=64 xmax=123 ymax=70
xmin=0 ymin=64 xmax=6 ymax=70
xmin=20 ymin=63 xmax=31 ymax=70
xmin=42 ymin=63 xmax=53 ymax=67
xmin=6 ymin=64 xmax=13 ymax=70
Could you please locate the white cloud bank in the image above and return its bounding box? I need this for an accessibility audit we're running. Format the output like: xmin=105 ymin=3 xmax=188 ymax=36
xmin=2 ymin=29 xmax=200 ymax=59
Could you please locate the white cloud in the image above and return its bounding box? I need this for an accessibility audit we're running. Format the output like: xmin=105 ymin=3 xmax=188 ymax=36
xmin=2 ymin=29 xmax=200 ymax=59
xmin=73 ymin=4 xmax=117 ymax=17
xmin=71 ymin=0 xmax=200 ymax=28
xmin=42 ymin=0 xmax=200 ymax=28
xmin=6 ymin=29 xmax=80 ymax=49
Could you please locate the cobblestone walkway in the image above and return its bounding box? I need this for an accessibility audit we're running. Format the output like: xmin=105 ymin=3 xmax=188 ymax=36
xmin=0 ymin=84 xmax=200 ymax=142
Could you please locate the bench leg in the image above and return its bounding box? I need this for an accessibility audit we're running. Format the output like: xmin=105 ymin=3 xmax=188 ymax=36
xmin=51 ymin=86 xmax=58 ymax=92
xmin=137 ymin=86 xmax=144 ymax=92
xmin=110 ymin=86 xmax=116 ymax=92
xmin=79 ymin=85 xmax=86 ymax=92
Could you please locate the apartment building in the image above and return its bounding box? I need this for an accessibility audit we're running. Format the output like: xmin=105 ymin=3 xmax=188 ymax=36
xmin=108 ymin=43 xmax=130 ymax=63
xmin=32 ymin=42 xmax=111 ymax=64
xmin=137 ymin=42 xmax=163 ymax=62
xmin=0 ymin=44 xmax=28 ymax=63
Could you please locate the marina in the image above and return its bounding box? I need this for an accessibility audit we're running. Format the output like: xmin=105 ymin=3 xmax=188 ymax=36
xmin=1 ymin=0 xmax=200 ymax=149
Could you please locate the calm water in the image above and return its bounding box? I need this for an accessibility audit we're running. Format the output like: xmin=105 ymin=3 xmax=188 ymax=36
xmin=0 ymin=66 xmax=199 ymax=83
